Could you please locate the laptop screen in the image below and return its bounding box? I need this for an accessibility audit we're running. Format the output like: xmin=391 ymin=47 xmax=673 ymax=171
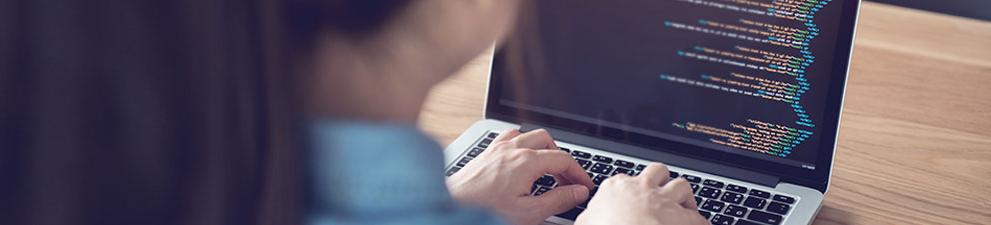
xmin=491 ymin=0 xmax=856 ymax=180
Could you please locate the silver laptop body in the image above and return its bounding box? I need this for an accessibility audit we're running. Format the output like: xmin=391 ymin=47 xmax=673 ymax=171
xmin=442 ymin=1 xmax=862 ymax=224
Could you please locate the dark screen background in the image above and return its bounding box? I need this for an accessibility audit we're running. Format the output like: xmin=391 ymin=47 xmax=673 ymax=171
xmin=498 ymin=0 xmax=847 ymax=169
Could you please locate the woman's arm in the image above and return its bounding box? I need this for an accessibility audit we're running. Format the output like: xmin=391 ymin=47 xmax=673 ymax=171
xmin=306 ymin=121 xmax=506 ymax=225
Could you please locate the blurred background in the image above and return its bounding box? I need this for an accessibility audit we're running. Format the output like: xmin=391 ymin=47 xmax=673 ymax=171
xmin=868 ymin=0 xmax=990 ymax=21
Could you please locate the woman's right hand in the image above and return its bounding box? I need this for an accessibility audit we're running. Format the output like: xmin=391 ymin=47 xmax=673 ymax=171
xmin=447 ymin=128 xmax=594 ymax=225
xmin=575 ymin=163 xmax=709 ymax=225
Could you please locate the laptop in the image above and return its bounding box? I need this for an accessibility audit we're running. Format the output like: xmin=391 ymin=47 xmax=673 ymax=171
xmin=443 ymin=0 xmax=861 ymax=224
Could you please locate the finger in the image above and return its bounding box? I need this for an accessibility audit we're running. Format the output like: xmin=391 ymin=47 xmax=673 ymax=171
xmin=639 ymin=163 xmax=671 ymax=186
xmin=511 ymin=129 xmax=558 ymax=150
xmin=530 ymin=184 xmax=588 ymax=216
xmin=690 ymin=209 xmax=711 ymax=224
xmin=659 ymin=178 xmax=697 ymax=209
xmin=492 ymin=128 xmax=521 ymax=143
xmin=534 ymin=150 xmax=595 ymax=189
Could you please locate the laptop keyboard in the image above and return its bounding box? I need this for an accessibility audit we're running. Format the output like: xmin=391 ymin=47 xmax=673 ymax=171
xmin=446 ymin=132 xmax=798 ymax=225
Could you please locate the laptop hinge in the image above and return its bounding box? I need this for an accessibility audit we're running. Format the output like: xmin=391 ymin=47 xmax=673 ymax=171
xmin=521 ymin=123 xmax=780 ymax=188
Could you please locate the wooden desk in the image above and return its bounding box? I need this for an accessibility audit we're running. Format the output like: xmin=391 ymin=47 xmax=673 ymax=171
xmin=419 ymin=2 xmax=991 ymax=224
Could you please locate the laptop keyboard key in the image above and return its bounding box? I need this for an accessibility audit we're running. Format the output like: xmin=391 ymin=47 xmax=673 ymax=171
xmin=735 ymin=219 xmax=764 ymax=225
xmin=477 ymin=139 xmax=492 ymax=148
xmin=700 ymin=200 xmax=725 ymax=213
xmin=467 ymin=147 xmax=484 ymax=157
xmin=446 ymin=166 xmax=461 ymax=176
xmin=702 ymin=179 xmax=725 ymax=188
xmin=682 ymin=174 xmax=702 ymax=183
xmin=723 ymin=205 xmax=748 ymax=217
xmin=747 ymin=210 xmax=783 ymax=225
xmin=590 ymin=163 xmax=614 ymax=174
xmin=486 ymin=132 xmax=498 ymax=138
xmin=576 ymin=159 xmax=592 ymax=170
xmin=612 ymin=167 xmax=633 ymax=176
xmin=635 ymin=164 xmax=646 ymax=171
xmin=571 ymin=150 xmax=592 ymax=159
xmin=669 ymin=171 xmax=679 ymax=178
xmin=591 ymin=155 xmax=613 ymax=163
xmin=710 ymin=214 xmax=734 ymax=225
xmin=535 ymin=175 xmax=556 ymax=186
xmin=766 ymin=201 xmax=791 ymax=215
xmin=694 ymin=196 xmax=703 ymax=205
xmin=592 ymin=174 xmax=609 ymax=185
xmin=749 ymin=189 xmax=771 ymax=199
xmin=720 ymin=191 xmax=744 ymax=204
xmin=534 ymin=186 xmax=551 ymax=196
xmin=691 ymin=184 xmax=700 ymax=193
xmin=556 ymin=207 xmax=583 ymax=220
xmin=743 ymin=196 xmax=768 ymax=209
xmin=613 ymin=160 xmax=634 ymax=168
xmin=773 ymin=195 xmax=796 ymax=204
xmin=726 ymin=184 xmax=748 ymax=194
xmin=698 ymin=186 xmax=722 ymax=199
xmin=456 ymin=157 xmax=472 ymax=167
xmin=698 ymin=210 xmax=712 ymax=219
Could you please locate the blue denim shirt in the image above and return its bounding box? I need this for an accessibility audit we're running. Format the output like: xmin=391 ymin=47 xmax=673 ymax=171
xmin=307 ymin=121 xmax=505 ymax=225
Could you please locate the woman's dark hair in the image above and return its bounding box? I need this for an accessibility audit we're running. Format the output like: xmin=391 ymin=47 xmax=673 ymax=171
xmin=0 ymin=0 xmax=408 ymax=225
xmin=287 ymin=0 xmax=412 ymax=34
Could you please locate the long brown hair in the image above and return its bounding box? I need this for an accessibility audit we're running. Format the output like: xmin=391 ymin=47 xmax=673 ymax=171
xmin=0 ymin=0 xmax=409 ymax=224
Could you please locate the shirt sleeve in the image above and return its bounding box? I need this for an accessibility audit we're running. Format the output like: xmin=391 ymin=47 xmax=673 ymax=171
xmin=306 ymin=120 xmax=506 ymax=225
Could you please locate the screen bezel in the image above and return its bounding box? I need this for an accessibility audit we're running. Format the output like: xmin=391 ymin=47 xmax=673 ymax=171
xmin=485 ymin=0 xmax=861 ymax=192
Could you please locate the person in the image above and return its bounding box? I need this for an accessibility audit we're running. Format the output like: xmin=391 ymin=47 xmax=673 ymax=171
xmin=0 ymin=0 xmax=708 ymax=224
xmin=291 ymin=0 xmax=708 ymax=224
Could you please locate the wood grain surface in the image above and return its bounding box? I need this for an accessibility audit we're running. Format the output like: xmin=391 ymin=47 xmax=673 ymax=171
xmin=418 ymin=2 xmax=991 ymax=224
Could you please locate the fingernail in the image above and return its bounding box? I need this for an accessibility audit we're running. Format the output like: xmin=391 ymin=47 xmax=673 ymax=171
xmin=571 ymin=185 xmax=589 ymax=203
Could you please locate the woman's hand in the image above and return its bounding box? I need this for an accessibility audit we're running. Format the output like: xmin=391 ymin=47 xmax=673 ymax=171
xmin=447 ymin=129 xmax=595 ymax=225
xmin=575 ymin=163 xmax=709 ymax=225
